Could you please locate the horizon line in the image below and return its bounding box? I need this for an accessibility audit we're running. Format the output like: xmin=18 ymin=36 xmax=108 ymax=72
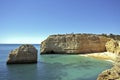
xmin=0 ymin=43 xmax=40 ymax=44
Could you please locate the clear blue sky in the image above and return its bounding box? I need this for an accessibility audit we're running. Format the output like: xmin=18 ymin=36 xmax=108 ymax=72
xmin=0 ymin=0 xmax=120 ymax=43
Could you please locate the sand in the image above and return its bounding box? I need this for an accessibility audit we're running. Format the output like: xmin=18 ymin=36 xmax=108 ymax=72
xmin=79 ymin=52 xmax=116 ymax=63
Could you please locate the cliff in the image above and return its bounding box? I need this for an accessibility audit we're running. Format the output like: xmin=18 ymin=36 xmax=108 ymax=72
xmin=97 ymin=56 xmax=120 ymax=80
xmin=105 ymin=39 xmax=120 ymax=55
xmin=97 ymin=39 xmax=120 ymax=80
xmin=40 ymin=34 xmax=110 ymax=54
xmin=100 ymin=33 xmax=120 ymax=41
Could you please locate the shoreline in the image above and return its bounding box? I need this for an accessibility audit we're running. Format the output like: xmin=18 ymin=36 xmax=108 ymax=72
xmin=40 ymin=52 xmax=116 ymax=63
xmin=79 ymin=52 xmax=116 ymax=63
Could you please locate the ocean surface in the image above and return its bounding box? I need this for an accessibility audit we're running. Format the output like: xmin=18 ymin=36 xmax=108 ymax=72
xmin=0 ymin=44 xmax=112 ymax=80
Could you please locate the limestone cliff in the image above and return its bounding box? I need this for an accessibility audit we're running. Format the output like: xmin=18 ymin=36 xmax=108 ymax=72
xmin=40 ymin=34 xmax=110 ymax=54
xmin=97 ymin=39 xmax=120 ymax=80
xmin=106 ymin=39 xmax=120 ymax=55
xmin=7 ymin=44 xmax=37 ymax=64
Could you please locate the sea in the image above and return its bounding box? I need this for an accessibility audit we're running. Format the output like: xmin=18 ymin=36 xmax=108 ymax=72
xmin=0 ymin=44 xmax=112 ymax=80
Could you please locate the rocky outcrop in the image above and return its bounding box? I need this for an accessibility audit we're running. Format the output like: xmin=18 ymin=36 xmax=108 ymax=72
xmin=97 ymin=39 xmax=120 ymax=80
xmin=40 ymin=34 xmax=110 ymax=54
xmin=7 ymin=44 xmax=37 ymax=64
xmin=106 ymin=39 xmax=120 ymax=55
xmin=97 ymin=56 xmax=120 ymax=80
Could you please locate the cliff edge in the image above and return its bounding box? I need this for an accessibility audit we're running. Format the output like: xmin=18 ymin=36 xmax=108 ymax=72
xmin=40 ymin=34 xmax=110 ymax=54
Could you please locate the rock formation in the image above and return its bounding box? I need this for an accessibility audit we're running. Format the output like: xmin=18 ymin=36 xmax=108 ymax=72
xmin=97 ymin=56 xmax=120 ymax=80
xmin=106 ymin=39 xmax=120 ymax=55
xmin=97 ymin=39 xmax=120 ymax=80
xmin=7 ymin=44 xmax=37 ymax=64
xmin=40 ymin=34 xmax=110 ymax=54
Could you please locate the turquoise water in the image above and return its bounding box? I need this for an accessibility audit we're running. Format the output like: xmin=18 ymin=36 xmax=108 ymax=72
xmin=0 ymin=44 xmax=112 ymax=80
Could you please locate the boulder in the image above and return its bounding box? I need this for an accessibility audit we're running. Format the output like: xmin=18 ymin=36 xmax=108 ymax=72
xmin=40 ymin=34 xmax=110 ymax=54
xmin=7 ymin=44 xmax=37 ymax=64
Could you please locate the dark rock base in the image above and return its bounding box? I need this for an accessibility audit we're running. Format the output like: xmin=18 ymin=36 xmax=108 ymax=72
xmin=7 ymin=61 xmax=37 ymax=64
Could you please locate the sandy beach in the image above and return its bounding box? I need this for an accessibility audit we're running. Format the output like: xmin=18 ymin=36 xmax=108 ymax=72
xmin=79 ymin=52 xmax=116 ymax=63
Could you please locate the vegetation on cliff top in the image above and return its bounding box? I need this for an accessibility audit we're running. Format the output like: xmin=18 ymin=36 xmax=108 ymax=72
xmin=100 ymin=33 xmax=120 ymax=40
xmin=50 ymin=33 xmax=120 ymax=40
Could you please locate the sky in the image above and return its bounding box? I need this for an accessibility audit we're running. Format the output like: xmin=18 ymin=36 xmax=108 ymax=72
xmin=0 ymin=0 xmax=120 ymax=44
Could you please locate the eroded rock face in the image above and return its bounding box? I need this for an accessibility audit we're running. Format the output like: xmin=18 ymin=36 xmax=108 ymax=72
xmin=97 ymin=40 xmax=120 ymax=80
xmin=41 ymin=34 xmax=110 ymax=54
xmin=106 ymin=39 xmax=120 ymax=55
xmin=97 ymin=56 xmax=120 ymax=80
xmin=7 ymin=44 xmax=37 ymax=64
xmin=97 ymin=67 xmax=120 ymax=80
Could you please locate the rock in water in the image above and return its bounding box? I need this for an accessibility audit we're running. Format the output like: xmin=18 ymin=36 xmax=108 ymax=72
xmin=97 ymin=39 xmax=120 ymax=80
xmin=97 ymin=56 xmax=120 ymax=80
xmin=97 ymin=67 xmax=120 ymax=80
xmin=7 ymin=44 xmax=37 ymax=64
xmin=40 ymin=34 xmax=110 ymax=54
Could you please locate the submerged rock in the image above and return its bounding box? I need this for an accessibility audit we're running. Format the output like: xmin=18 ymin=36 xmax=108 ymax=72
xmin=7 ymin=44 xmax=37 ymax=64
xmin=40 ymin=34 xmax=110 ymax=54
